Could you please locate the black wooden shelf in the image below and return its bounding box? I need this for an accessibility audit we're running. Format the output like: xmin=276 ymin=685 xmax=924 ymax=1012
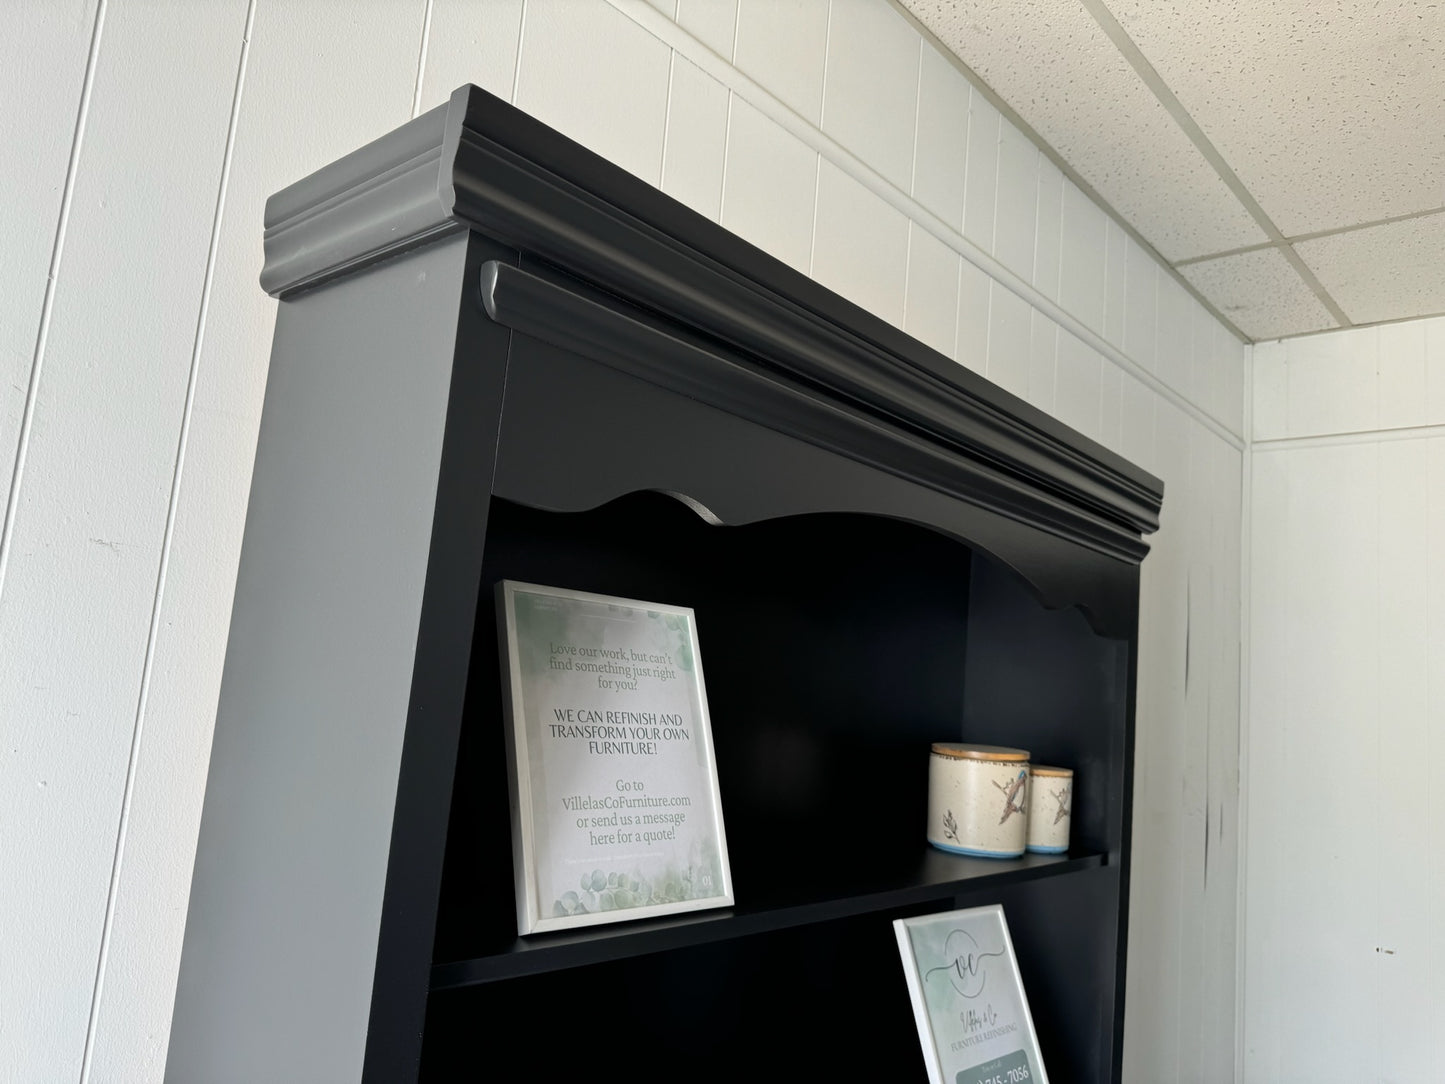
xmin=168 ymin=83 xmax=1161 ymax=1082
xmin=430 ymin=848 xmax=1104 ymax=990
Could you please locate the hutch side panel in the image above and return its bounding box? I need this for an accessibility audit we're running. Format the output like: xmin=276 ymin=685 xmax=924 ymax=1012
xmin=169 ymin=237 xmax=477 ymax=1082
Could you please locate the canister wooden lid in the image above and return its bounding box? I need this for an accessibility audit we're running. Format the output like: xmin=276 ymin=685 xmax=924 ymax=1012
xmin=930 ymin=742 xmax=1030 ymax=762
xmin=1029 ymin=764 xmax=1073 ymax=778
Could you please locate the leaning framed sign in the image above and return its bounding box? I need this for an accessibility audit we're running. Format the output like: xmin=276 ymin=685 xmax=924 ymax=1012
xmin=894 ymin=904 xmax=1049 ymax=1084
xmin=496 ymin=580 xmax=734 ymax=935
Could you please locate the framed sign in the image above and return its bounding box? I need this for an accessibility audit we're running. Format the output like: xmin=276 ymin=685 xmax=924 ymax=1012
xmin=894 ymin=905 xmax=1049 ymax=1084
xmin=497 ymin=580 xmax=733 ymax=935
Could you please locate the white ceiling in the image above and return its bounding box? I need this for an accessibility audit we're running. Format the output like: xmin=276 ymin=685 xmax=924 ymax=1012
xmin=896 ymin=0 xmax=1445 ymax=342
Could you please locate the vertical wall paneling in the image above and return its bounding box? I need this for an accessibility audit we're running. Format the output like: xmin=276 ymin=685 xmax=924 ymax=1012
xmin=1255 ymin=312 xmax=1445 ymax=443
xmin=1120 ymin=373 xmax=1158 ymax=475
xmin=1060 ymin=180 xmax=1107 ymax=337
xmin=83 ymin=4 xmax=428 ymax=1078
xmin=903 ymin=223 xmax=963 ymax=359
xmin=1032 ymin=156 xmax=1064 ymax=303
xmin=1233 ymin=338 xmax=1254 ymax=1084
xmin=415 ymin=0 xmax=524 ymax=114
xmin=1219 ymin=323 xmax=1247 ymax=437
xmin=0 ymin=5 xmax=250 ymax=1080
xmin=720 ymin=97 xmax=818 ymax=272
xmin=1248 ymin=443 xmax=1379 ymax=1080
xmin=1430 ymin=439 xmax=1445 ymax=1084
xmin=1252 ymin=344 xmax=1288 ymax=441
xmin=674 ymin=0 xmax=737 ymax=59
xmin=1099 ymin=360 xmax=1124 ymax=454
xmin=516 ymin=0 xmax=672 ymax=186
xmin=1054 ymin=330 xmax=1102 ymax=444
xmin=2 ymin=0 xmax=1248 ymax=1075
xmin=0 ymin=1 xmax=99 ymax=545
xmin=955 ymin=258 xmax=992 ymax=374
xmin=811 ymin=158 xmax=910 ymax=328
xmin=986 ymin=285 xmax=1031 ymax=400
xmin=819 ymin=0 xmax=919 ymax=193
xmin=731 ymin=0 xmax=829 ymax=127
xmin=1125 ymin=399 xmax=1188 ymax=1081
xmin=961 ymin=87 xmax=999 ymax=253
xmin=1286 ymin=328 xmax=1379 ymax=438
xmin=1428 ymin=320 xmax=1445 ymax=421
xmin=1176 ymin=416 xmax=1213 ymax=1082
xmin=993 ymin=122 xmax=1039 ymax=280
xmin=911 ymin=41 xmax=969 ymax=232
xmin=1026 ymin=309 xmax=1058 ymax=414
xmin=1304 ymin=444 xmax=1378 ymax=1083
xmin=1104 ymin=217 xmax=1129 ymax=350
xmin=1242 ymin=448 xmax=1287 ymax=1082
xmin=1155 ymin=279 xmax=1192 ymax=402
xmin=1188 ymin=300 xmax=1220 ymax=426
xmin=1245 ymin=318 xmax=1445 ymax=1081
xmin=1376 ymin=320 xmax=1429 ymax=431
xmin=659 ymin=54 xmax=730 ymax=222
xmin=1376 ymin=438 xmax=1431 ymax=1079
xmin=1114 ymin=399 xmax=1243 ymax=1084
xmin=1124 ymin=236 xmax=1160 ymax=374
xmin=1205 ymin=434 xmax=1243 ymax=1084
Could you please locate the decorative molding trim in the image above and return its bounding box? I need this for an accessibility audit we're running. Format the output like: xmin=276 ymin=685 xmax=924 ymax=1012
xmin=264 ymin=83 xmax=1162 ymax=557
xmin=1251 ymin=421 xmax=1445 ymax=451
xmin=260 ymin=102 xmax=462 ymax=297
xmin=482 ymin=261 xmax=1153 ymax=562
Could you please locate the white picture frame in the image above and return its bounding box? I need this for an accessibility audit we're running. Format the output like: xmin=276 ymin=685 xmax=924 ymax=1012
xmin=894 ymin=904 xmax=1049 ymax=1084
xmin=497 ymin=580 xmax=734 ymax=935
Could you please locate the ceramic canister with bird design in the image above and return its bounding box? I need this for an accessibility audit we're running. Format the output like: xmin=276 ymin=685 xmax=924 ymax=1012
xmin=1025 ymin=765 xmax=1073 ymax=854
xmin=926 ymin=743 xmax=1030 ymax=858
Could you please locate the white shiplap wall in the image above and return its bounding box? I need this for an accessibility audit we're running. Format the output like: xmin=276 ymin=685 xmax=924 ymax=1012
xmin=0 ymin=2 xmax=1245 ymax=1080
xmin=1245 ymin=322 xmax=1445 ymax=1081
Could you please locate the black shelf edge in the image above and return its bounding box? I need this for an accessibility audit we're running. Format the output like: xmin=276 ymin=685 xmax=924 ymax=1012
xmin=261 ymin=84 xmax=1162 ymax=556
xmin=481 ymin=261 xmax=1148 ymax=567
xmin=429 ymin=849 xmax=1105 ymax=991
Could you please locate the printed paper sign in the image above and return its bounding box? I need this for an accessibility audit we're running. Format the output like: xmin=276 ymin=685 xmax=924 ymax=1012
xmin=894 ymin=905 xmax=1049 ymax=1084
xmin=498 ymin=580 xmax=733 ymax=935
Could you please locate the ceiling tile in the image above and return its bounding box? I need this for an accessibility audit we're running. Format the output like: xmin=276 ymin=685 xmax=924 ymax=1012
xmin=1179 ymin=248 xmax=1337 ymax=341
xmin=900 ymin=0 xmax=1267 ymax=260
xmin=1106 ymin=0 xmax=1445 ymax=236
xmin=1295 ymin=214 xmax=1445 ymax=326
